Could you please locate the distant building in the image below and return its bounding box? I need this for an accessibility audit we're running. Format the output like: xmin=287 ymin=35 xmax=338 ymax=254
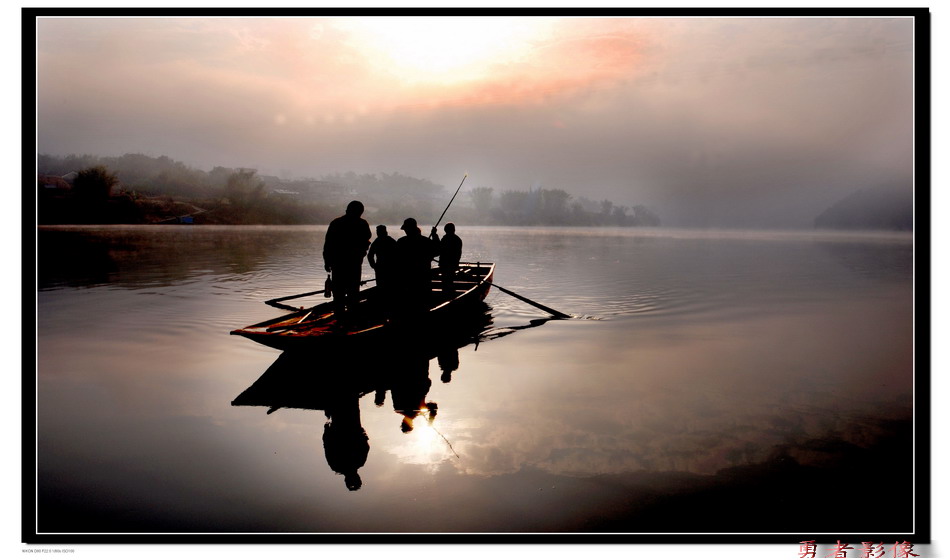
xmin=38 ymin=174 xmax=72 ymax=192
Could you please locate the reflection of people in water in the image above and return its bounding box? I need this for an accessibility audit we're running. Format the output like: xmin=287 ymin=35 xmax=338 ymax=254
xmin=374 ymin=387 xmax=387 ymax=408
xmin=389 ymin=346 xmax=436 ymax=433
xmin=323 ymin=201 xmax=372 ymax=316
xmin=322 ymin=394 xmax=370 ymax=491
xmin=438 ymin=348 xmax=460 ymax=383
xmin=233 ymin=307 xmax=521 ymax=488
xmin=430 ymin=222 xmax=463 ymax=292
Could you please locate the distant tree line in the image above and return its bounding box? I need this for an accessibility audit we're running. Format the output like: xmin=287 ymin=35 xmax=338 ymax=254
xmin=37 ymin=153 xmax=340 ymax=225
xmin=462 ymin=186 xmax=661 ymax=227
xmin=36 ymin=153 xmax=661 ymax=227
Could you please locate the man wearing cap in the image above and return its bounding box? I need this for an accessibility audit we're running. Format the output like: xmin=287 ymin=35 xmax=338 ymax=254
xmin=323 ymin=201 xmax=372 ymax=315
xmin=396 ymin=217 xmax=437 ymax=315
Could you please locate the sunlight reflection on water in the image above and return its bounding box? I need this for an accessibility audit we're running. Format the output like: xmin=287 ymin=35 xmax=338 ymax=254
xmin=36 ymin=225 xmax=914 ymax=533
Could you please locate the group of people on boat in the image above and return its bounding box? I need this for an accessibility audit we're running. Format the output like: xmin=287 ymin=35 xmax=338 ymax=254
xmin=322 ymin=200 xmax=463 ymax=317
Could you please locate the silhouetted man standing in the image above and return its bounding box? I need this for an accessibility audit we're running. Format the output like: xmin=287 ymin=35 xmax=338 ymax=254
xmin=368 ymin=225 xmax=397 ymax=289
xmin=430 ymin=222 xmax=462 ymax=291
xmin=368 ymin=224 xmax=398 ymax=315
xmin=323 ymin=201 xmax=371 ymax=315
xmin=396 ymin=218 xmax=437 ymax=316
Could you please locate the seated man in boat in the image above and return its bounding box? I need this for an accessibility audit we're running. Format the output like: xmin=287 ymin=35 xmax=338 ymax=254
xmin=323 ymin=201 xmax=372 ymax=316
xmin=396 ymin=218 xmax=437 ymax=316
xmin=429 ymin=222 xmax=462 ymax=292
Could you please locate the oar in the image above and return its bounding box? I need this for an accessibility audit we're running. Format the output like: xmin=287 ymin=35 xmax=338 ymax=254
xmin=488 ymin=282 xmax=571 ymax=319
xmin=434 ymin=174 xmax=467 ymax=229
xmin=264 ymin=278 xmax=376 ymax=309
xmin=265 ymin=289 xmax=323 ymax=307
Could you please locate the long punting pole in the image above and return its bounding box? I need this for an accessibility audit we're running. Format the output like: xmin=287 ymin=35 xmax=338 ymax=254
xmin=434 ymin=174 xmax=468 ymax=229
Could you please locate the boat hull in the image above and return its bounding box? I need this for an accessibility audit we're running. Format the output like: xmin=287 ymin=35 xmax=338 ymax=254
xmin=231 ymin=262 xmax=495 ymax=351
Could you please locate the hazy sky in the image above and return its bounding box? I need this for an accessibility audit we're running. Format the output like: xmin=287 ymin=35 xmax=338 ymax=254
xmin=35 ymin=15 xmax=916 ymax=227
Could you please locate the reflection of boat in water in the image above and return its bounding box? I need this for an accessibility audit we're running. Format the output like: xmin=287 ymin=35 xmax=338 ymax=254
xmin=232 ymin=305 xmax=493 ymax=491
xmin=231 ymin=303 xmax=494 ymax=412
xmin=230 ymin=262 xmax=495 ymax=351
xmin=231 ymin=304 xmax=549 ymax=491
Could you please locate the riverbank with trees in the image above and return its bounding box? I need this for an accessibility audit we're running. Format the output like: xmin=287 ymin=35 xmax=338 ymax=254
xmin=37 ymin=153 xmax=661 ymax=227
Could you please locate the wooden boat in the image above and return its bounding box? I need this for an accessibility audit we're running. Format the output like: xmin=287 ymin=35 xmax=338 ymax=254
xmin=230 ymin=261 xmax=495 ymax=351
xmin=231 ymin=312 xmax=490 ymax=412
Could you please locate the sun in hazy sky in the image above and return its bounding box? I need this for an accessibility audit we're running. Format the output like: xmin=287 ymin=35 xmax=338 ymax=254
xmin=335 ymin=17 xmax=558 ymax=84
xmin=36 ymin=15 xmax=914 ymax=227
xmin=37 ymin=16 xmax=648 ymax=126
xmin=317 ymin=16 xmax=647 ymax=110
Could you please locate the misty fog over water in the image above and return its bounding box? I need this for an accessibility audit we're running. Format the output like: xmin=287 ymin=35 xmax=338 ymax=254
xmin=35 ymin=16 xmax=915 ymax=228
xmin=36 ymin=226 xmax=914 ymax=534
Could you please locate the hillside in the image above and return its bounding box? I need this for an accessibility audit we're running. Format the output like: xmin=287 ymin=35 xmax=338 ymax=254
xmin=814 ymin=185 xmax=913 ymax=231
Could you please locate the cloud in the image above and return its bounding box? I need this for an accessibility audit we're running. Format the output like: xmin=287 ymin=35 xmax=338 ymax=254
xmin=35 ymin=16 xmax=916 ymax=227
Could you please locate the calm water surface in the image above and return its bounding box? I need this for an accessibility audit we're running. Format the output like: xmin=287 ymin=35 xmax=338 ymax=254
xmin=35 ymin=225 xmax=915 ymax=535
